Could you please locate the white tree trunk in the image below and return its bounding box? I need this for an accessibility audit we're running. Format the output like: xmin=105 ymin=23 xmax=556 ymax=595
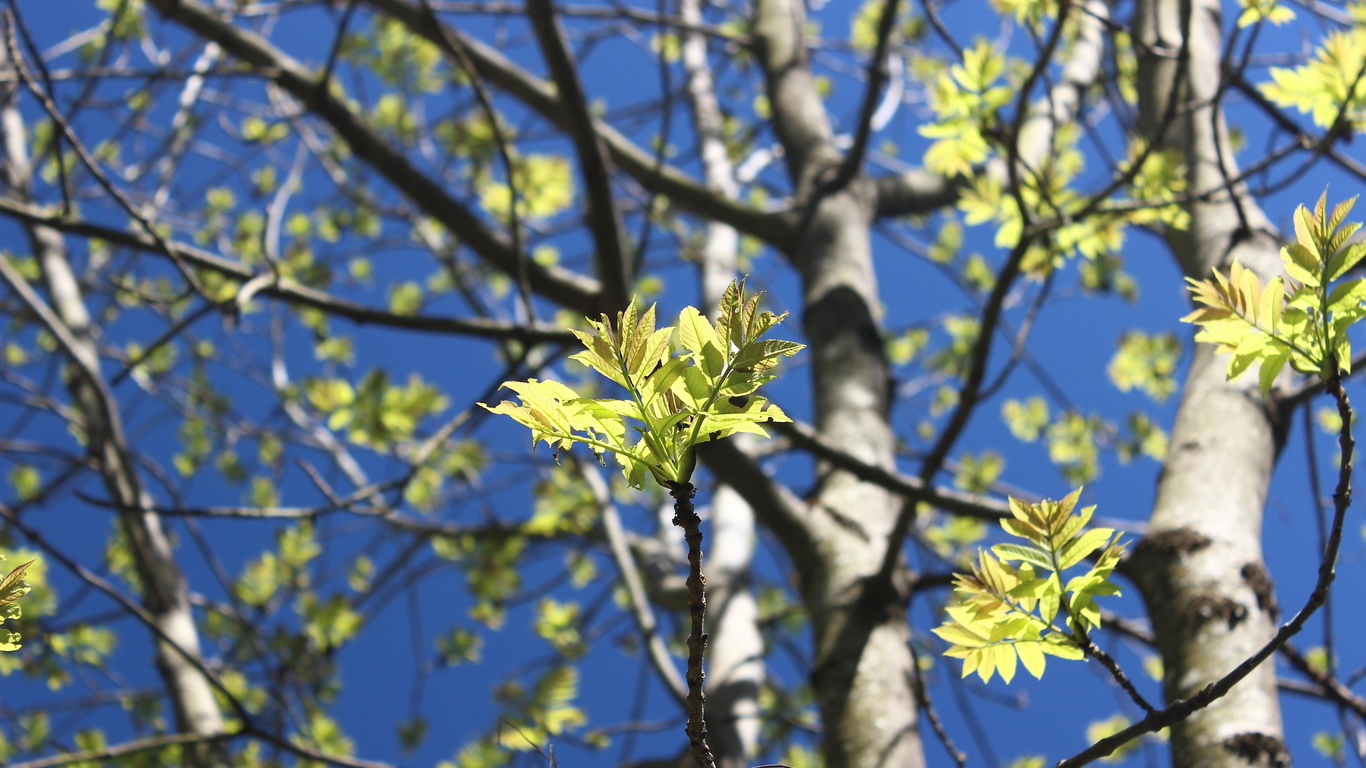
xmin=1131 ymin=0 xmax=1288 ymax=764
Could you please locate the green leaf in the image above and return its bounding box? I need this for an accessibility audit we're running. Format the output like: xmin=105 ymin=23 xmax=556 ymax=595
xmin=0 ymin=558 xmax=34 ymax=610
xmin=932 ymin=621 xmax=990 ymax=647
xmin=1328 ymin=276 xmax=1366 ymax=315
xmin=1015 ymin=640 xmax=1047 ymax=679
xmin=8 ymin=465 xmax=40 ymax=501
xmin=388 ymin=281 xmax=423 ymax=315
xmin=993 ymin=643 xmax=1018 ymax=683
xmin=1259 ymin=352 xmax=1288 ymax=396
xmin=1284 ymin=242 xmax=1320 ymax=287
xmin=677 ymin=305 xmax=726 ymax=383
xmin=1057 ymin=528 xmax=1114 ymax=569
xmin=1108 ymin=331 xmax=1181 ymax=402
xmin=938 ymin=491 xmax=1126 ymax=681
xmin=733 ymin=338 xmax=806 ymax=373
xmin=1262 ymin=33 xmax=1366 ymax=129
xmin=1002 ymin=397 xmax=1050 ymax=441
xmin=1328 ymin=242 xmax=1366 ymax=281
xmin=991 ymin=543 xmax=1053 ymax=570
xmin=1039 ymin=634 xmax=1085 ymax=659
xmin=486 ymin=280 xmax=800 ymax=489
xmin=955 ymin=450 xmax=1004 ymax=493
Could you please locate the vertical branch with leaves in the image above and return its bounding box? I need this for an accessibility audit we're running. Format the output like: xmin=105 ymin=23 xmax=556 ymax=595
xmin=481 ymin=279 xmax=803 ymax=767
xmin=1054 ymin=191 xmax=1364 ymax=766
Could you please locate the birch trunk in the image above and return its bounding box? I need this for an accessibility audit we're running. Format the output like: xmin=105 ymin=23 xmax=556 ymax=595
xmin=681 ymin=2 xmax=763 ymax=765
xmin=1131 ymin=0 xmax=1289 ymax=764
xmin=752 ymin=2 xmax=924 ymax=766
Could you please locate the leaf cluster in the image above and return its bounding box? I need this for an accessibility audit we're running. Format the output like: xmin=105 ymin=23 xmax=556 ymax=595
xmin=481 ymin=280 xmax=804 ymax=489
xmin=1261 ymin=31 xmax=1366 ymax=129
xmin=0 ymin=555 xmax=35 ymax=652
xmin=1236 ymin=0 xmax=1296 ymax=27
xmin=933 ymin=489 xmax=1125 ymax=683
xmin=495 ymin=666 xmax=587 ymax=752
xmin=921 ymin=40 xmax=1012 ymax=178
xmin=1184 ymin=191 xmax=1366 ymax=393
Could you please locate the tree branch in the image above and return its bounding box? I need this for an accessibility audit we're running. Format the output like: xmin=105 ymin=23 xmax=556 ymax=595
xmin=828 ymin=0 xmax=901 ymax=194
xmin=1057 ymin=377 xmax=1354 ymax=767
xmin=872 ymin=169 xmax=962 ymax=218
xmin=5 ymin=732 xmax=238 ymax=768
xmin=0 ymin=43 xmax=230 ymax=759
xmin=669 ymin=481 xmax=716 ymax=768
xmin=144 ymin=0 xmax=603 ymax=314
xmin=0 ymin=197 xmax=577 ymax=344
xmin=752 ymin=0 xmax=838 ymax=185
xmin=363 ymin=0 xmax=795 ymax=249
xmin=580 ymin=462 xmax=690 ymax=708
xmin=872 ymin=0 xmax=1111 ymax=219
xmin=525 ymin=0 xmax=631 ymax=309
xmin=695 ymin=439 xmax=817 ymax=566
xmin=770 ymin=420 xmax=1009 ymax=520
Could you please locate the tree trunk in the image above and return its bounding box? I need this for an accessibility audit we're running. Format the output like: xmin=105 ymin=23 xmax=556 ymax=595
xmin=751 ymin=3 xmax=924 ymax=766
xmin=0 ymin=48 xmax=228 ymax=768
xmin=1131 ymin=0 xmax=1289 ymax=765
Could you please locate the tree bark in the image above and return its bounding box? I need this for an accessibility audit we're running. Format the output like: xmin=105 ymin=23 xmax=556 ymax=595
xmin=1130 ymin=0 xmax=1289 ymax=765
xmin=751 ymin=3 xmax=924 ymax=767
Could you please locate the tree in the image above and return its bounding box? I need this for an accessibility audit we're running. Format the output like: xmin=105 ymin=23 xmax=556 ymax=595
xmin=0 ymin=0 xmax=1363 ymax=767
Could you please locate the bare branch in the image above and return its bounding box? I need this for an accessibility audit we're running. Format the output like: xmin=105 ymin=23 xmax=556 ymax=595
xmin=526 ymin=0 xmax=631 ymax=309
xmin=770 ymin=420 xmax=1009 ymax=520
xmin=364 ymin=0 xmax=795 ymax=249
xmin=580 ymin=462 xmax=689 ymax=708
xmin=5 ymin=732 xmax=238 ymax=768
xmin=828 ymin=0 xmax=901 ymax=194
xmin=0 ymin=197 xmax=577 ymax=343
xmin=145 ymin=0 xmax=603 ymax=314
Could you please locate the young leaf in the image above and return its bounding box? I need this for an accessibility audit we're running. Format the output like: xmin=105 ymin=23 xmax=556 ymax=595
xmin=482 ymin=279 xmax=802 ymax=489
xmin=0 ymin=557 xmax=33 ymax=610
xmin=1185 ymin=190 xmax=1366 ymax=393
xmin=936 ymin=491 xmax=1126 ymax=683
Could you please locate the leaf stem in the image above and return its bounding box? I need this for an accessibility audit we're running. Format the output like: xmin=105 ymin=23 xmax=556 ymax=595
xmin=613 ymin=346 xmax=679 ymax=479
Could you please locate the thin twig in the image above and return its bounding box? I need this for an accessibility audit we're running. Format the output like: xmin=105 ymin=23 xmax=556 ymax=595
xmin=2 ymin=15 xmax=210 ymax=300
xmin=1080 ymin=638 xmax=1156 ymax=715
xmin=908 ymin=639 xmax=967 ymax=767
xmin=670 ymin=481 xmax=716 ymax=768
xmin=828 ymin=0 xmax=901 ymax=193
xmin=5 ymin=732 xmax=238 ymax=768
xmin=525 ymin=0 xmax=630 ymax=309
xmin=416 ymin=0 xmax=533 ymax=322
xmin=1056 ymin=375 xmax=1354 ymax=767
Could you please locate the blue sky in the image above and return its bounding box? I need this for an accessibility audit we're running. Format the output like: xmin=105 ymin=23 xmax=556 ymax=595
xmin=3 ymin=2 xmax=1365 ymax=768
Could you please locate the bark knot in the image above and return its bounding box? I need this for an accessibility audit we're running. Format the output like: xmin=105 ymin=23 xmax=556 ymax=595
xmin=1184 ymin=594 xmax=1247 ymax=630
xmin=1222 ymin=731 xmax=1289 ymax=767
xmin=1240 ymin=562 xmax=1279 ymax=620
xmin=1133 ymin=527 xmax=1212 ymax=558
